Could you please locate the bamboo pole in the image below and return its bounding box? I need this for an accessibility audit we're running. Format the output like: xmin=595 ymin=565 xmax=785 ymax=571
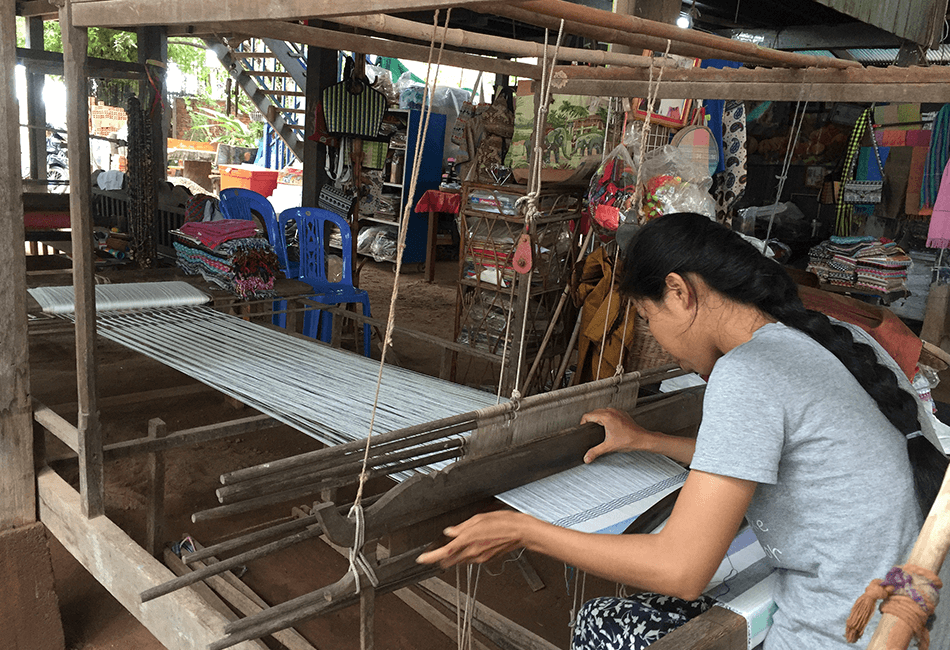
xmin=866 ymin=465 xmax=950 ymax=649
xmin=479 ymin=4 xmax=779 ymax=68
xmin=495 ymin=0 xmax=862 ymax=69
xmin=326 ymin=13 xmax=675 ymax=70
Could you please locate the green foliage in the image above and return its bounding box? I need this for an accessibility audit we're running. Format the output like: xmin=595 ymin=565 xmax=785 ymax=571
xmin=186 ymin=102 xmax=263 ymax=148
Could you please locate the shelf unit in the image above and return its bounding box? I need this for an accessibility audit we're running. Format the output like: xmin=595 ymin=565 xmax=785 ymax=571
xmin=359 ymin=109 xmax=445 ymax=265
xmin=453 ymin=182 xmax=583 ymax=395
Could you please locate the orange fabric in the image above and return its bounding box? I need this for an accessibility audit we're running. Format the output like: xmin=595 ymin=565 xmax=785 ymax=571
xmin=799 ymin=285 xmax=921 ymax=381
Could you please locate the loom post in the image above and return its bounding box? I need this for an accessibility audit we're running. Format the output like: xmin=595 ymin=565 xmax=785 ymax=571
xmin=61 ymin=0 xmax=104 ymax=519
xmin=145 ymin=418 xmax=167 ymax=557
xmin=866 ymin=462 xmax=950 ymax=649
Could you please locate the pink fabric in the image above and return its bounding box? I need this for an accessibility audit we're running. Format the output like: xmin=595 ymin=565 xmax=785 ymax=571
xmin=414 ymin=189 xmax=461 ymax=214
xmin=926 ymin=157 xmax=950 ymax=248
xmin=24 ymin=211 xmax=71 ymax=229
xmin=907 ymin=130 xmax=932 ymax=147
xmin=179 ymin=220 xmax=258 ymax=249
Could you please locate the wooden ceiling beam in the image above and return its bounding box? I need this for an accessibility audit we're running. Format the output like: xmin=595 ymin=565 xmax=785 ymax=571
xmin=551 ymin=64 xmax=950 ymax=102
xmin=325 ymin=13 xmax=676 ymax=70
xmin=69 ymin=0 xmax=502 ymax=28
xmin=206 ymin=19 xmax=538 ymax=78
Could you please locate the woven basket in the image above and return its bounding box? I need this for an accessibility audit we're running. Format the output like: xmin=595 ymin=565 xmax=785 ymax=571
xmin=628 ymin=313 xmax=676 ymax=371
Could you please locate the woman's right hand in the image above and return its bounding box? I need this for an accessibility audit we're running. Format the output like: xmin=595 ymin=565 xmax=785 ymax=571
xmin=580 ymin=408 xmax=658 ymax=464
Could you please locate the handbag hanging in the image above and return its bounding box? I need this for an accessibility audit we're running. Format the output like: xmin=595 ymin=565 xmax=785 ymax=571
xmin=318 ymin=183 xmax=355 ymax=218
xmin=842 ymin=119 xmax=886 ymax=205
xmin=322 ymin=58 xmax=388 ymax=139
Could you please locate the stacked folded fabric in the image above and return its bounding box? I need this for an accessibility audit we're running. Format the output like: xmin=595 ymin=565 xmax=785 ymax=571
xmin=173 ymin=221 xmax=280 ymax=299
xmin=807 ymin=236 xmax=912 ymax=295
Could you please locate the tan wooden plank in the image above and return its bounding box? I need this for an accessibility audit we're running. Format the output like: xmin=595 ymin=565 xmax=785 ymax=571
xmin=33 ymin=399 xmax=80 ymax=453
xmin=648 ymin=605 xmax=747 ymax=650
xmin=70 ymin=0 xmax=500 ymax=28
xmin=37 ymin=468 xmax=263 ymax=650
xmin=163 ymin=547 xmax=250 ymax=624
xmin=555 ymin=79 xmax=950 ymax=103
xmin=0 ymin=0 xmax=34 ymax=531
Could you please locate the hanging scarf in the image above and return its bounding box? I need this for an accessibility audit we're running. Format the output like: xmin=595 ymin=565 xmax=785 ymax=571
xmin=920 ymin=104 xmax=950 ymax=210
xmin=835 ymin=108 xmax=875 ymax=236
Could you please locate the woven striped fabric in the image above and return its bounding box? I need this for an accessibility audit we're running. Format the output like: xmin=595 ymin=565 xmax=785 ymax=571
xmin=834 ymin=109 xmax=872 ymax=236
xmin=322 ymin=79 xmax=387 ymax=139
xmin=921 ymin=104 xmax=950 ymax=210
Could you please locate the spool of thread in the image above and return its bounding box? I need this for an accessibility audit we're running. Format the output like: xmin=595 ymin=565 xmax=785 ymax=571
xmin=104 ymin=248 xmax=125 ymax=259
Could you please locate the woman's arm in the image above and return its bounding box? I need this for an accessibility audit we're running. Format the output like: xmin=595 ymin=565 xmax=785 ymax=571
xmin=418 ymin=469 xmax=756 ymax=601
xmin=581 ymin=408 xmax=697 ymax=465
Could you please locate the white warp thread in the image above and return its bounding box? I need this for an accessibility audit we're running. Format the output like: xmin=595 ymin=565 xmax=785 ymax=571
xmin=29 ymin=281 xmax=210 ymax=314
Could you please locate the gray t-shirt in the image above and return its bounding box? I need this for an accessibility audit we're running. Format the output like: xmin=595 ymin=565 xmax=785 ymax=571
xmin=690 ymin=322 xmax=921 ymax=650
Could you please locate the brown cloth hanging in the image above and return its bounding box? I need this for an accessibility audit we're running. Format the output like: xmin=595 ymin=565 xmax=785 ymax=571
xmin=572 ymin=247 xmax=639 ymax=383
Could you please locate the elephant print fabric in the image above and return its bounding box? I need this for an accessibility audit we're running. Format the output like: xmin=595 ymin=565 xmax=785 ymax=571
xmin=570 ymin=593 xmax=716 ymax=650
xmin=713 ymin=100 xmax=748 ymax=223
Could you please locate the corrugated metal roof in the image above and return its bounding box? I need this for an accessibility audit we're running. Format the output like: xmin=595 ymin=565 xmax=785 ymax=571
xmin=811 ymin=0 xmax=947 ymax=47
xmin=847 ymin=46 xmax=950 ymax=64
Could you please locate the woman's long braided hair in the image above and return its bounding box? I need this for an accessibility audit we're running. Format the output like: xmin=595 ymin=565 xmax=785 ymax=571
xmin=620 ymin=213 xmax=946 ymax=514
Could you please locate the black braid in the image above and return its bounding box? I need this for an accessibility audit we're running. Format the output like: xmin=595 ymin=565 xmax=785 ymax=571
xmin=620 ymin=213 xmax=946 ymax=513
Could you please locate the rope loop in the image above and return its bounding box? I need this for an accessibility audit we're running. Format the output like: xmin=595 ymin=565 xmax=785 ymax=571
xmin=845 ymin=563 xmax=941 ymax=648
xmin=346 ymin=504 xmax=380 ymax=595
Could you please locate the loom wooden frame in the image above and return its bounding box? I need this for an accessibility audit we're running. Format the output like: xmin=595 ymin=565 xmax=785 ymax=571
xmin=8 ymin=1 xmax=950 ymax=649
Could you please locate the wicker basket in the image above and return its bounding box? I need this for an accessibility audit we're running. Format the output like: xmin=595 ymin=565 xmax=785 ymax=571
xmin=628 ymin=313 xmax=676 ymax=371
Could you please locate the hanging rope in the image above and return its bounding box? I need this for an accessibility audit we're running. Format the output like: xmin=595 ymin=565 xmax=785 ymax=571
xmin=765 ymin=98 xmax=808 ymax=244
xmin=346 ymin=7 xmax=452 ymax=594
xmin=511 ymin=20 xmax=566 ymax=400
xmin=594 ymin=40 xmax=670 ymax=380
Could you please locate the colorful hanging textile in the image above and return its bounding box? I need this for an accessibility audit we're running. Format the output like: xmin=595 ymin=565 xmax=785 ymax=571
xmin=920 ymin=104 xmax=950 ymax=210
xmin=834 ymin=108 xmax=872 ymax=236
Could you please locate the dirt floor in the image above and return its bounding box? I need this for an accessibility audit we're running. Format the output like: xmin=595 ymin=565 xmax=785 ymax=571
xmin=28 ymin=255 xmax=617 ymax=650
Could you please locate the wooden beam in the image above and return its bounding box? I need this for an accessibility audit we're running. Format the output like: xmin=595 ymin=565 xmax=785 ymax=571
xmin=60 ymin=0 xmax=104 ymax=518
xmin=0 ymin=0 xmax=34 ymax=530
xmin=17 ymin=46 xmax=146 ymax=79
xmin=70 ymin=0 xmax=501 ymax=28
xmin=18 ymin=0 xmax=59 ymax=18
xmin=326 ymin=13 xmax=671 ymax=70
xmin=37 ymin=467 xmax=263 ymax=650
xmin=217 ymin=19 xmax=537 ymax=78
xmin=33 ymin=400 xmax=80 ymax=453
xmin=493 ymin=0 xmax=861 ymax=69
xmin=553 ymin=78 xmax=950 ymax=102
xmin=480 ymin=4 xmax=789 ymax=68
xmin=648 ymin=605 xmax=747 ymax=650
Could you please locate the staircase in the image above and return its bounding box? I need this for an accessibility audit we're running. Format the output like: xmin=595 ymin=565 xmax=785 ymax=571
xmin=203 ymin=36 xmax=310 ymax=167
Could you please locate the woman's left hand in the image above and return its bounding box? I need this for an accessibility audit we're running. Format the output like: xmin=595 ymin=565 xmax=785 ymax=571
xmin=416 ymin=510 xmax=533 ymax=568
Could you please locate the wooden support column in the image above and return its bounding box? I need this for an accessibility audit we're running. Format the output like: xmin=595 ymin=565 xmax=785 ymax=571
xmin=145 ymin=418 xmax=167 ymax=557
xmin=0 ymin=0 xmax=35 ymax=531
xmin=60 ymin=0 xmax=104 ymax=518
xmin=137 ymin=26 xmax=168 ymax=193
xmin=301 ymin=42 xmax=337 ymax=208
xmin=25 ymin=16 xmax=47 ymax=185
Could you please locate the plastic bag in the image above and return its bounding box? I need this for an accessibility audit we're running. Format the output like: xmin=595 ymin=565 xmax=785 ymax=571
xmin=638 ymin=145 xmax=715 ymax=220
xmin=585 ymin=144 xmax=638 ymax=232
xmin=365 ymin=65 xmax=397 ymax=105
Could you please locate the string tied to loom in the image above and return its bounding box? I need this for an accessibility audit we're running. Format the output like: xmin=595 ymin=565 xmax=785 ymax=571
xmin=845 ymin=564 xmax=941 ymax=648
xmin=345 ymin=504 xmax=379 ymax=595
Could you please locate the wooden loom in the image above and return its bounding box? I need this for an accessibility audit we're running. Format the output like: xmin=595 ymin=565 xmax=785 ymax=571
xmin=15 ymin=1 xmax=950 ymax=650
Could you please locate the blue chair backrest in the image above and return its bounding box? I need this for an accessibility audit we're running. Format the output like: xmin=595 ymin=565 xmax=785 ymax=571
xmin=219 ymin=188 xmax=290 ymax=270
xmin=280 ymin=207 xmax=354 ymax=287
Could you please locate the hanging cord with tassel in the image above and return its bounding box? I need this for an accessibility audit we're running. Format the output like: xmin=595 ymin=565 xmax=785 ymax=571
xmin=845 ymin=564 xmax=941 ymax=649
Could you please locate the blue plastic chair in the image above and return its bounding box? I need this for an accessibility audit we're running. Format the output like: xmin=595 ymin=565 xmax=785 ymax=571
xmin=219 ymin=188 xmax=298 ymax=328
xmin=281 ymin=207 xmax=372 ymax=357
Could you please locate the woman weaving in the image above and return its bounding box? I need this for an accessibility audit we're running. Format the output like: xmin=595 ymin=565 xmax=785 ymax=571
xmin=419 ymin=213 xmax=947 ymax=649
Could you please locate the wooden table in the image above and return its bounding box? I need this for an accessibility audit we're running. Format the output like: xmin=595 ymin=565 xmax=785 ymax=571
xmin=414 ymin=188 xmax=461 ymax=283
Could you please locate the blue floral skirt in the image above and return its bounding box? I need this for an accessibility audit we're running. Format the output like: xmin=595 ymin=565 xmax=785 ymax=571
xmin=571 ymin=593 xmax=716 ymax=650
